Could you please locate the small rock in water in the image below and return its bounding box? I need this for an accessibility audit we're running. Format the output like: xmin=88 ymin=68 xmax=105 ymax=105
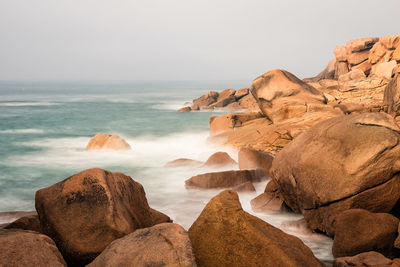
xmin=86 ymin=133 xmax=131 ymax=151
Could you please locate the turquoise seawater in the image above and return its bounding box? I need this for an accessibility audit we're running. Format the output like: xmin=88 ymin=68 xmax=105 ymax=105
xmin=0 ymin=81 xmax=333 ymax=262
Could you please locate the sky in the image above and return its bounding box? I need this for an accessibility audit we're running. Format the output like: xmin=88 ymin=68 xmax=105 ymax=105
xmin=0 ymin=0 xmax=399 ymax=81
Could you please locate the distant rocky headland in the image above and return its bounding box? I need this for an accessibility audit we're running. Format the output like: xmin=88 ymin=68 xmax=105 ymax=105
xmin=1 ymin=35 xmax=400 ymax=267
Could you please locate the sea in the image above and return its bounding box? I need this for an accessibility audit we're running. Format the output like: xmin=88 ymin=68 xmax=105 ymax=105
xmin=0 ymin=80 xmax=333 ymax=263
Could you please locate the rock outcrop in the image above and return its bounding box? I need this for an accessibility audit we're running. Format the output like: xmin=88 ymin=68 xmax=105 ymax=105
xmin=0 ymin=229 xmax=67 ymax=267
xmin=332 ymin=209 xmax=399 ymax=258
xmin=188 ymin=190 xmax=323 ymax=267
xmin=271 ymin=113 xmax=400 ymax=236
xmin=35 ymin=168 xmax=170 ymax=266
xmin=88 ymin=223 xmax=196 ymax=267
xmin=86 ymin=133 xmax=131 ymax=151
xmin=185 ymin=170 xmax=264 ymax=189
xmin=250 ymin=69 xmax=327 ymax=123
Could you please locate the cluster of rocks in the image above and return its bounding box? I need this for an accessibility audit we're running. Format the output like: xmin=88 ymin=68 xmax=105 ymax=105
xmin=0 ymin=167 xmax=326 ymax=266
xmin=179 ymin=34 xmax=400 ymax=266
xmin=177 ymin=88 xmax=261 ymax=112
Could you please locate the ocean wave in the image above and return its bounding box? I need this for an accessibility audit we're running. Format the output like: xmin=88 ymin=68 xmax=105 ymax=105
xmin=0 ymin=129 xmax=44 ymax=134
xmin=0 ymin=102 xmax=58 ymax=107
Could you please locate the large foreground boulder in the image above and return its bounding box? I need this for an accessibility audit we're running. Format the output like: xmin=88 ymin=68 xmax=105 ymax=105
xmin=332 ymin=209 xmax=399 ymax=258
xmin=188 ymin=190 xmax=323 ymax=267
xmin=185 ymin=170 xmax=264 ymax=189
xmin=88 ymin=223 xmax=196 ymax=267
xmin=271 ymin=113 xmax=400 ymax=236
xmin=35 ymin=168 xmax=170 ymax=266
xmin=0 ymin=229 xmax=66 ymax=267
xmin=250 ymin=69 xmax=326 ymax=123
xmin=86 ymin=133 xmax=131 ymax=151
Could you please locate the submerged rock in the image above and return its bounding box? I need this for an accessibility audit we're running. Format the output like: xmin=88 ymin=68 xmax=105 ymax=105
xmin=86 ymin=133 xmax=131 ymax=151
xmin=271 ymin=113 xmax=400 ymax=236
xmin=332 ymin=209 xmax=399 ymax=258
xmin=178 ymin=106 xmax=192 ymax=112
xmin=203 ymin=152 xmax=237 ymax=168
xmin=88 ymin=223 xmax=196 ymax=267
xmin=185 ymin=170 xmax=264 ymax=189
xmin=164 ymin=158 xmax=204 ymax=168
xmin=188 ymin=190 xmax=323 ymax=267
xmin=35 ymin=168 xmax=170 ymax=266
xmin=0 ymin=229 xmax=67 ymax=267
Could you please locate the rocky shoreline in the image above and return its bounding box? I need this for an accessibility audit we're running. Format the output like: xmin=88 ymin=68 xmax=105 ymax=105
xmin=1 ymin=35 xmax=400 ymax=266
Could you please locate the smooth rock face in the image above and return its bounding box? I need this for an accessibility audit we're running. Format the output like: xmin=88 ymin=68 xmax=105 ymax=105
xmin=4 ymin=214 xmax=41 ymax=233
xmin=88 ymin=223 xmax=196 ymax=267
xmin=35 ymin=168 xmax=170 ymax=266
xmin=332 ymin=209 xmax=399 ymax=258
xmin=203 ymin=152 xmax=237 ymax=168
xmin=333 ymin=251 xmax=394 ymax=267
xmin=209 ymin=112 xmax=262 ymax=135
xmin=188 ymin=190 xmax=323 ymax=267
xmin=86 ymin=133 xmax=131 ymax=151
xmin=250 ymin=69 xmax=326 ymax=123
xmin=271 ymin=113 xmax=400 ymax=236
xmin=371 ymin=60 xmax=398 ymax=80
xmin=185 ymin=170 xmax=264 ymax=189
xmin=238 ymin=147 xmax=274 ymax=175
xmin=0 ymin=229 xmax=67 ymax=267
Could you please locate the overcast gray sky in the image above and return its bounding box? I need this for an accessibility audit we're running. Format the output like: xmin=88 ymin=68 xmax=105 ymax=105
xmin=0 ymin=0 xmax=399 ymax=81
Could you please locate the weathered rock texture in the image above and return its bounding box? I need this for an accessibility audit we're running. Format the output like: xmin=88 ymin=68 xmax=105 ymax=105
xmin=86 ymin=133 xmax=131 ymax=151
xmin=87 ymin=223 xmax=196 ymax=267
xmin=35 ymin=168 xmax=170 ymax=266
xmin=332 ymin=209 xmax=399 ymax=258
xmin=0 ymin=229 xmax=67 ymax=267
xmin=209 ymin=112 xmax=263 ymax=135
xmin=271 ymin=113 xmax=400 ymax=236
xmin=185 ymin=170 xmax=264 ymax=189
xmin=188 ymin=190 xmax=323 ymax=267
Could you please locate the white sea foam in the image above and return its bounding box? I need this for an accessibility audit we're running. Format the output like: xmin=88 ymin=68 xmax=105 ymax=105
xmin=0 ymin=129 xmax=44 ymax=134
xmin=0 ymin=102 xmax=58 ymax=107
